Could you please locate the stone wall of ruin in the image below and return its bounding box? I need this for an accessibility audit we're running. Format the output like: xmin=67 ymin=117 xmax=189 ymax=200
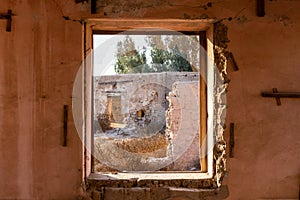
xmin=93 ymin=72 xmax=201 ymax=172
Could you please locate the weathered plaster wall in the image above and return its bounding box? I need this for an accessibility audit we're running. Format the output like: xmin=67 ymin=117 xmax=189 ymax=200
xmin=0 ymin=0 xmax=85 ymax=199
xmin=0 ymin=0 xmax=299 ymax=199
xmin=223 ymin=2 xmax=300 ymax=199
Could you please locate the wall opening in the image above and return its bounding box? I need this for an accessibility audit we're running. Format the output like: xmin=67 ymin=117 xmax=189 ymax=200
xmin=77 ymin=19 xmax=227 ymax=189
xmin=92 ymin=32 xmax=204 ymax=173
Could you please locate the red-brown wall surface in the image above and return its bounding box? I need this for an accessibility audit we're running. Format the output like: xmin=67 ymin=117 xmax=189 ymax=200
xmin=0 ymin=0 xmax=299 ymax=199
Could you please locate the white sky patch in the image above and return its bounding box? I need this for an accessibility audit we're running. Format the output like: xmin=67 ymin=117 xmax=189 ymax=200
xmin=93 ymin=35 xmax=150 ymax=76
xmin=92 ymin=34 xmax=200 ymax=76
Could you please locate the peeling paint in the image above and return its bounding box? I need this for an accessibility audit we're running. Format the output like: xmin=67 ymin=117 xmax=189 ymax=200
xmin=213 ymin=22 xmax=229 ymax=187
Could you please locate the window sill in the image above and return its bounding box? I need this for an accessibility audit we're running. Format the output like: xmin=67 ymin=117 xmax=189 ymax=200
xmin=87 ymin=172 xmax=217 ymax=189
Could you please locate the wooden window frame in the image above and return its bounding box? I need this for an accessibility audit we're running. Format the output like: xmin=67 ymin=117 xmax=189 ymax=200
xmin=81 ymin=19 xmax=224 ymax=189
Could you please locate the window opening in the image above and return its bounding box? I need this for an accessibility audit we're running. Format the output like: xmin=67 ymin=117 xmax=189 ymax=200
xmin=92 ymin=31 xmax=206 ymax=173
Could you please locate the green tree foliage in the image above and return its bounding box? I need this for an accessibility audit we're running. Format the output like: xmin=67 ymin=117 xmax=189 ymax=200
xmin=114 ymin=35 xmax=195 ymax=74
xmin=114 ymin=36 xmax=147 ymax=74
xmin=149 ymin=45 xmax=192 ymax=72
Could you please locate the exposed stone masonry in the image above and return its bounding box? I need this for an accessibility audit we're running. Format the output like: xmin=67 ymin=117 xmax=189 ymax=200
xmin=93 ymin=72 xmax=201 ymax=172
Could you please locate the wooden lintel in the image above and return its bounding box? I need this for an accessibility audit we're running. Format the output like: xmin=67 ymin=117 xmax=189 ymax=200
xmin=84 ymin=19 xmax=216 ymax=32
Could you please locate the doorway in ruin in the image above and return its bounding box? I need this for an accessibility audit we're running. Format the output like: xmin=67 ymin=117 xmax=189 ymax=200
xmin=92 ymin=31 xmax=202 ymax=172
